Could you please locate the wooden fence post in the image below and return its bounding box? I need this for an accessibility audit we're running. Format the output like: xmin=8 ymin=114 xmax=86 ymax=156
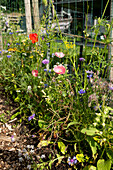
xmin=0 ymin=7 xmax=3 ymax=52
xmin=24 ymin=0 xmax=32 ymax=34
xmin=32 ymin=0 xmax=40 ymax=31
xmin=109 ymin=0 xmax=113 ymax=81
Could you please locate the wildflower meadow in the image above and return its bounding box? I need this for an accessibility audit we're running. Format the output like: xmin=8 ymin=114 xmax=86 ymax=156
xmin=0 ymin=1 xmax=113 ymax=169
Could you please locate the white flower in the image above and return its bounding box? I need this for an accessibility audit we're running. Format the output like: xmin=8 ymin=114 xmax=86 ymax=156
xmin=27 ymin=145 xmax=31 ymax=149
xmin=93 ymin=122 xmax=97 ymax=127
xmin=40 ymin=154 xmax=46 ymax=159
xmin=26 ymin=155 xmax=30 ymax=160
xmin=16 ymin=90 xmax=21 ymax=92
xmin=18 ymin=151 xmax=22 ymax=157
xmin=100 ymin=35 xmax=104 ymax=40
xmin=30 ymin=149 xmax=34 ymax=154
xmin=27 ymin=86 xmax=31 ymax=91
xmin=27 ymin=165 xmax=31 ymax=170
xmin=19 ymin=157 xmax=24 ymax=162
xmin=103 ymin=138 xmax=106 ymax=141
xmin=30 ymin=145 xmax=34 ymax=149
xmin=23 ymin=153 xmax=28 ymax=158
xmin=102 ymin=123 xmax=105 ymax=127
xmin=100 ymin=131 xmax=103 ymax=135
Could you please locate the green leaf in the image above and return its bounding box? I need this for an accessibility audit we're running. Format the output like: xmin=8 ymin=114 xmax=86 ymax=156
xmin=97 ymin=159 xmax=112 ymax=170
xmin=58 ymin=141 xmax=66 ymax=155
xmin=37 ymin=140 xmax=52 ymax=148
xmin=38 ymin=120 xmax=47 ymax=128
xmin=89 ymin=166 xmax=96 ymax=170
xmin=11 ymin=112 xmax=21 ymax=120
xmin=81 ymin=127 xmax=99 ymax=136
xmin=67 ymin=121 xmax=80 ymax=129
xmin=74 ymin=143 xmax=77 ymax=152
xmin=86 ymin=136 xmax=97 ymax=158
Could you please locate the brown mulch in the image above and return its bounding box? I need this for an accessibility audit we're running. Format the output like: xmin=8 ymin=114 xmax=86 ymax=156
xmin=0 ymin=91 xmax=71 ymax=170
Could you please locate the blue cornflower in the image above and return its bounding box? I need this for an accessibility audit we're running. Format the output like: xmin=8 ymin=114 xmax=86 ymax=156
xmin=52 ymin=53 xmax=55 ymax=58
xmin=16 ymin=43 xmax=20 ymax=45
xmin=78 ymin=89 xmax=86 ymax=94
xmin=7 ymin=55 xmax=11 ymax=58
xmin=28 ymin=114 xmax=35 ymax=121
xmin=48 ymin=69 xmax=51 ymax=73
xmin=87 ymin=74 xmax=93 ymax=78
xmin=44 ymin=69 xmax=48 ymax=72
xmin=94 ymin=105 xmax=101 ymax=110
xmin=9 ymin=32 xmax=13 ymax=35
xmin=0 ymin=51 xmax=1 ymax=54
xmin=44 ymin=84 xmax=48 ymax=88
xmin=67 ymin=156 xmax=77 ymax=166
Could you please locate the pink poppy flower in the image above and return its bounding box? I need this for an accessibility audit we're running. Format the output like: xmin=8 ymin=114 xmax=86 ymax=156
xmin=55 ymin=52 xmax=65 ymax=58
xmin=53 ymin=65 xmax=66 ymax=74
xmin=32 ymin=70 xmax=38 ymax=77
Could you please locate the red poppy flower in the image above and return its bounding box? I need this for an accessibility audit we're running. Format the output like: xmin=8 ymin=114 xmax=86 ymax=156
xmin=32 ymin=70 xmax=38 ymax=77
xmin=55 ymin=52 xmax=65 ymax=58
xmin=53 ymin=65 xmax=66 ymax=74
xmin=29 ymin=33 xmax=38 ymax=44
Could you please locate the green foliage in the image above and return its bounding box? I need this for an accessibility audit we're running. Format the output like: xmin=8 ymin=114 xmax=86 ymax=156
xmin=97 ymin=159 xmax=112 ymax=170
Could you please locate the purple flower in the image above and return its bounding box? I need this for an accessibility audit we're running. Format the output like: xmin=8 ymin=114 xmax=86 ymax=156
xmin=7 ymin=55 xmax=11 ymax=58
xmin=109 ymin=86 xmax=113 ymax=90
xmin=28 ymin=113 xmax=35 ymax=121
xmin=87 ymin=74 xmax=93 ymax=78
xmin=78 ymin=89 xmax=86 ymax=94
xmin=67 ymin=156 xmax=77 ymax=166
xmin=42 ymin=59 xmax=49 ymax=64
xmin=86 ymin=70 xmax=93 ymax=74
xmin=11 ymin=135 xmax=15 ymax=142
xmin=79 ymin=58 xmax=85 ymax=61
xmin=7 ymin=43 xmax=10 ymax=46
xmin=0 ymin=51 xmax=1 ymax=54
xmin=42 ymin=37 xmax=44 ymax=40
xmin=9 ymin=32 xmax=13 ymax=35
xmin=5 ymin=22 xmax=8 ymax=25
xmin=44 ymin=69 xmax=48 ymax=72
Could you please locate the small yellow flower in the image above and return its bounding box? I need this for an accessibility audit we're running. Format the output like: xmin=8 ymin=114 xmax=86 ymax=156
xmin=12 ymin=74 xmax=14 ymax=77
xmin=8 ymin=48 xmax=15 ymax=52
xmin=29 ymin=56 xmax=33 ymax=58
xmin=76 ymin=154 xmax=84 ymax=162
